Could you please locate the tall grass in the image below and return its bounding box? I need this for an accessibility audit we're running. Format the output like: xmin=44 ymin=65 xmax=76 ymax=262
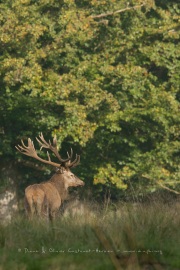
xmin=0 ymin=199 xmax=179 ymax=270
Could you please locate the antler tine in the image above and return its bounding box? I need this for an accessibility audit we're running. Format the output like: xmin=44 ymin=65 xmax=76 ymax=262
xmin=36 ymin=132 xmax=72 ymax=164
xmin=47 ymin=151 xmax=51 ymax=162
xmin=67 ymin=148 xmax=73 ymax=159
xmin=21 ymin=139 xmax=28 ymax=149
xmin=53 ymin=134 xmax=57 ymax=147
xmin=15 ymin=137 xmax=60 ymax=167
xmin=15 ymin=145 xmax=24 ymax=153
xmin=15 ymin=138 xmax=37 ymax=157
xmin=73 ymin=155 xmax=80 ymax=167
xmin=67 ymin=154 xmax=80 ymax=168
xmin=36 ymin=133 xmax=49 ymax=149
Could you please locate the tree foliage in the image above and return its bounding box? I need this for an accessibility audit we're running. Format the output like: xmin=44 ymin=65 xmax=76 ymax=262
xmin=0 ymin=0 xmax=179 ymax=197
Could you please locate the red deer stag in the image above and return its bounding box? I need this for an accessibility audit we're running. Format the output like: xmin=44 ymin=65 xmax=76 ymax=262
xmin=15 ymin=133 xmax=84 ymax=221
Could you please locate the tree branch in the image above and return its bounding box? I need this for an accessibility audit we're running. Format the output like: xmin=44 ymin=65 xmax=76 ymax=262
xmin=91 ymin=4 xmax=145 ymax=19
xmin=158 ymin=182 xmax=180 ymax=195
xmin=92 ymin=225 xmax=123 ymax=270
xmin=142 ymin=174 xmax=180 ymax=195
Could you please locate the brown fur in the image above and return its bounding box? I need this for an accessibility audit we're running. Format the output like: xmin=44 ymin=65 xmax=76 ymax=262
xmin=15 ymin=133 xmax=84 ymax=221
xmin=25 ymin=169 xmax=84 ymax=221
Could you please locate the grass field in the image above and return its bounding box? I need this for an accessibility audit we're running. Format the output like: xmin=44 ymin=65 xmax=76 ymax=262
xmin=0 ymin=198 xmax=179 ymax=270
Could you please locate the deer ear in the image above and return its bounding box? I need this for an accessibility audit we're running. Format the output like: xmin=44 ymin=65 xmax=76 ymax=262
xmin=56 ymin=166 xmax=66 ymax=174
xmin=55 ymin=166 xmax=63 ymax=173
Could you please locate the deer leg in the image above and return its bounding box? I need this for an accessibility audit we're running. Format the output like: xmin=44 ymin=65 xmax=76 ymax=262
xmin=25 ymin=196 xmax=35 ymax=219
xmin=36 ymin=200 xmax=42 ymax=217
xmin=42 ymin=195 xmax=50 ymax=222
xmin=24 ymin=197 xmax=30 ymax=217
xmin=29 ymin=202 xmax=36 ymax=219
xmin=49 ymin=210 xmax=57 ymax=222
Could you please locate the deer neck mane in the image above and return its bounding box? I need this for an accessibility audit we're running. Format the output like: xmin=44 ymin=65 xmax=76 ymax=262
xmin=49 ymin=173 xmax=68 ymax=201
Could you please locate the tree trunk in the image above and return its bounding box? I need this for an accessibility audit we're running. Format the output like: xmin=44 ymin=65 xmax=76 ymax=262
xmin=0 ymin=162 xmax=18 ymax=224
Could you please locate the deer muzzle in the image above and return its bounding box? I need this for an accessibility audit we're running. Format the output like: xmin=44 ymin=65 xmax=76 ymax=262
xmin=77 ymin=180 xmax=85 ymax=187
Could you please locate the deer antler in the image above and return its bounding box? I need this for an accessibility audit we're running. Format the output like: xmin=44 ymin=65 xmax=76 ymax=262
xmin=16 ymin=133 xmax=80 ymax=168
xmin=66 ymin=148 xmax=80 ymax=168
xmin=68 ymin=154 xmax=80 ymax=168
xmin=36 ymin=133 xmax=72 ymax=163
xmin=15 ymin=138 xmax=60 ymax=167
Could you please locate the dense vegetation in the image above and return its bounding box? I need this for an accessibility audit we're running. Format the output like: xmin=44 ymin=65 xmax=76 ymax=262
xmin=0 ymin=0 xmax=180 ymax=198
xmin=0 ymin=200 xmax=180 ymax=269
